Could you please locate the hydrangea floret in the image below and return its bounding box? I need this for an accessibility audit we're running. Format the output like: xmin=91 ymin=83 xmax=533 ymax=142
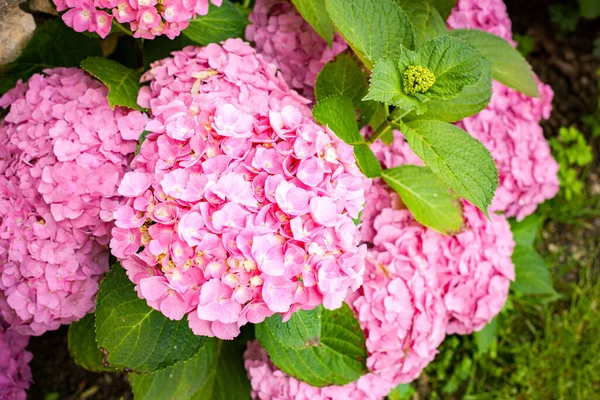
xmin=0 ymin=323 xmax=32 ymax=400
xmin=54 ymin=0 xmax=222 ymax=39
xmin=112 ymin=39 xmax=366 ymax=340
xmin=0 ymin=67 xmax=146 ymax=335
xmin=245 ymin=0 xmax=348 ymax=100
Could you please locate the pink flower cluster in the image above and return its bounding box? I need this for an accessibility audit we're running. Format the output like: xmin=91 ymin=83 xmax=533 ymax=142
xmin=53 ymin=0 xmax=221 ymax=39
xmin=367 ymin=132 xmax=516 ymax=334
xmin=448 ymin=0 xmax=559 ymax=220
xmin=0 ymin=67 xmax=147 ymax=335
xmin=113 ymin=39 xmax=366 ymax=340
xmin=244 ymin=236 xmax=448 ymax=399
xmin=0 ymin=323 xmax=33 ymax=400
xmin=245 ymin=0 xmax=348 ymax=100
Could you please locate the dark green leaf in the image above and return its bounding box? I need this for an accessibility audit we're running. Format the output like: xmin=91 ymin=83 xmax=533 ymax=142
xmin=388 ymin=383 xmax=417 ymax=400
xmin=450 ymin=29 xmax=540 ymax=97
xmin=95 ymin=264 xmax=207 ymax=373
xmin=509 ymin=213 xmax=545 ymax=248
xmin=143 ymin=35 xmax=196 ymax=68
xmin=255 ymin=304 xmax=368 ymax=387
xmin=429 ymin=0 xmax=457 ymax=20
xmin=474 ymin=317 xmax=497 ymax=353
xmin=404 ymin=58 xmax=492 ymax=122
xmin=81 ymin=57 xmax=142 ymax=110
xmin=0 ymin=19 xmax=102 ymax=94
xmin=382 ymin=165 xmax=463 ymax=234
xmin=324 ymin=0 xmax=414 ymax=69
xmin=291 ymin=0 xmax=334 ymax=45
xmin=183 ymin=0 xmax=248 ymax=45
xmin=400 ymin=120 xmax=498 ymax=217
xmin=354 ymin=144 xmax=383 ymax=178
xmin=511 ymin=246 xmax=557 ymax=295
xmin=130 ymin=338 xmax=251 ymax=400
xmin=315 ymin=53 xmax=376 ymax=127
xmin=578 ymin=0 xmax=600 ymax=19
xmin=68 ymin=314 xmax=114 ymax=373
xmin=397 ymin=0 xmax=447 ymax=48
xmin=312 ymin=95 xmax=363 ymax=144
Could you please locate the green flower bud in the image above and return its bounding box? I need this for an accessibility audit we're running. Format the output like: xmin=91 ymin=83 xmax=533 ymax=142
xmin=403 ymin=65 xmax=436 ymax=95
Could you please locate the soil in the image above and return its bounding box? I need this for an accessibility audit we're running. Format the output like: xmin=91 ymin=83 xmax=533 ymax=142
xmin=24 ymin=1 xmax=600 ymax=399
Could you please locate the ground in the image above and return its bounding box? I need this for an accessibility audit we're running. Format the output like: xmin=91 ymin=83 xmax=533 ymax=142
xmin=24 ymin=0 xmax=600 ymax=399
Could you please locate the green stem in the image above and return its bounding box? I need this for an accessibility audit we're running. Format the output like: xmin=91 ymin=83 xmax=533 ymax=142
xmin=367 ymin=108 xmax=411 ymax=144
xmin=112 ymin=20 xmax=133 ymax=37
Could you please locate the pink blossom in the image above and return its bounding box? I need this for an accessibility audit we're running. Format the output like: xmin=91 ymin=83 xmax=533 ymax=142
xmin=0 ymin=324 xmax=32 ymax=400
xmin=0 ymin=68 xmax=144 ymax=335
xmin=114 ymin=40 xmax=365 ymax=340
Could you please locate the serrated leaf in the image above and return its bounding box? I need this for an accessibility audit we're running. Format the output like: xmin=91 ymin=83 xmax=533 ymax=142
xmin=354 ymin=144 xmax=383 ymax=178
xmin=429 ymin=0 xmax=457 ymax=20
xmin=183 ymin=0 xmax=248 ymax=45
xmin=400 ymin=120 xmax=498 ymax=217
xmin=291 ymin=0 xmax=334 ymax=45
xmin=68 ymin=314 xmax=114 ymax=373
xmin=474 ymin=317 xmax=497 ymax=353
xmin=388 ymin=383 xmax=417 ymax=400
xmin=315 ymin=53 xmax=376 ymax=127
xmin=312 ymin=95 xmax=363 ymax=145
xmin=255 ymin=304 xmax=368 ymax=387
xmin=95 ymin=264 xmax=207 ymax=373
xmin=511 ymin=246 xmax=557 ymax=295
xmin=404 ymin=58 xmax=492 ymax=122
xmin=129 ymin=338 xmax=250 ymax=400
xmin=509 ymin=213 xmax=545 ymax=248
xmin=81 ymin=57 xmax=142 ymax=111
xmin=324 ymin=0 xmax=414 ymax=70
xmin=450 ymin=29 xmax=540 ymax=97
xmin=397 ymin=0 xmax=447 ymax=48
xmin=382 ymin=165 xmax=463 ymax=234
xmin=0 ymin=19 xmax=102 ymax=94
xmin=418 ymin=35 xmax=482 ymax=100
xmin=363 ymin=59 xmax=425 ymax=114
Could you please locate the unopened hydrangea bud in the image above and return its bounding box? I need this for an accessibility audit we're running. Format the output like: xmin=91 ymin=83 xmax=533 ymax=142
xmin=403 ymin=65 xmax=436 ymax=95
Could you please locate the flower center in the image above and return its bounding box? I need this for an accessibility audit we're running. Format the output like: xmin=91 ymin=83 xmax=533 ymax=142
xmin=403 ymin=65 xmax=436 ymax=95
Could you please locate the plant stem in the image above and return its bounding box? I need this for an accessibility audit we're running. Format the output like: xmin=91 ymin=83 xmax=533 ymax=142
xmin=367 ymin=108 xmax=411 ymax=144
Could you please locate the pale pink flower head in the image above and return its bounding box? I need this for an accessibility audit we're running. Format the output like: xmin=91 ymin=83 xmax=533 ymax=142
xmin=0 ymin=323 xmax=32 ymax=400
xmin=55 ymin=0 xmax=221 ymax=38
xmin=246 ymin=0 xmax=348 ymax=100
xmin=114 ymin=40 xmax=365 ymax=341
xmin=447 ymin=0 xmax=515 ymax=45
xmin=0 ymin=67 xmax=145 ymax=335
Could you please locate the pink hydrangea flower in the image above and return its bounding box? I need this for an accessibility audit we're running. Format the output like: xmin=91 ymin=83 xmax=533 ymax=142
xmin=0 ymin=323 xmax=33 ymax=400
xmin=246 ymin=0 xmax=348 ymax=100
xmin=446 ymin=0 xmax=559 ymax=220
xmin=243 ymin=240 xmax=448 ymax=398
xmin=113 ymin=40 xmax=366 ymax=341
xmin=0 ymin=68 xmax=146 ymax=335
xmin=55 ymin=0 xmax=222 ymax=39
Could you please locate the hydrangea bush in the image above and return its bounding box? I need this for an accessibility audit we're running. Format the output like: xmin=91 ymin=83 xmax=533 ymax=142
xmin=0 ymin=0 xmax=560 ymax=397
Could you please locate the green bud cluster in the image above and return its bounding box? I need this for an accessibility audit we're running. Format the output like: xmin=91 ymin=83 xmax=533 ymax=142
xmin=403 ymin=65 xmax=436 ymax=95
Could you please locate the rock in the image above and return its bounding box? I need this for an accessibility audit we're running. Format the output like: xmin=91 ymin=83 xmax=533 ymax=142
xmin=28 ymin=0 xmax=56 ymax=15
xmin=0 ymin=5 xmax=35 ymax=65
xmin=0 ymin=0 xmax=23 ymax=15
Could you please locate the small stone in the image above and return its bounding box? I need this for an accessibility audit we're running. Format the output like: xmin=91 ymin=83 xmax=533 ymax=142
xmin=0 ymin=5 xmax=35 ymax=64
xmin=28 ymin=0 xmax=57 ymax=15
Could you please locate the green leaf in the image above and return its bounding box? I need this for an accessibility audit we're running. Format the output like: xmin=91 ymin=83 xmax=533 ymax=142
xmin=80 ymin=57 xmax=142 ymax=111
xmin=291 ymin=0 xmax=334 ymax=45
xmin=418 ymin=35 xmax=483 ymax=100
xmin=474 ymin=317 xmax=497 ymax=354
xmin=315 ymin=53 xmax=376 ymax=127
xmin=130 ymin=338 xmax=251 ymax=400
xmin=397 ymin=0 xmax=447 ymax=48
xmin=312 ymin=95 xmax=363 ymax=145
xmin=429 ymin=0 xmax=457 ymax=20
xmin=324 ymin=0 xmax=414 ymax=70
xmin=95 ymin=264 xmax=207 ymax=373
xmin=404 ymin=58 xmax=492 ymax=122
xmin=183 ymin=0 xmax=248 ymax=45
xmin=68 ymin=314 xmax=114 ymax=373
xmin=354 ymin=144 xmax=383 ymax=178
xmin=388 ymin=383 xmax=417 ymax=400
xmin=382 ymin=165 xmax=463 ymax=234
xmin=450 ymin=29 xmax=540 ymax=97
xmin=511 ymin=246 xmax=557 ymax=295
xmin=400 ymin=120 xmax=498 ymax=217
xmin=0 ymin=19 xmax=102 ymax=94
xmin=578 ymin=0 xmax=600 ymax=19
xmin=255 ymin=304 xmax=368 ymax=387
xmin=509 ymin=213 xmax=545 ymax=248
xmin=363 ymin=59 xmax=425 ymax=114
